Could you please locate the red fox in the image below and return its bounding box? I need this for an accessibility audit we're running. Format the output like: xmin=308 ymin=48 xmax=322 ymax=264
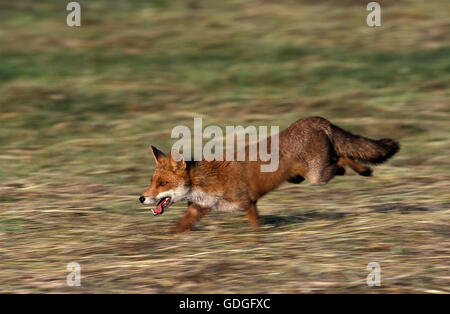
xmin=139 ymin=117 xmax=399 ymax=233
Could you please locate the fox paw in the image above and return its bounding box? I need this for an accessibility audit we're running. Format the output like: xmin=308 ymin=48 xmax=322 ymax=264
xmin=287 ymin=175 xmax=305 ymax=184
xmin=336 ymin=167 xmax=346 ymax=176
xmin=360 ymin=167 xmax=373 ymax=177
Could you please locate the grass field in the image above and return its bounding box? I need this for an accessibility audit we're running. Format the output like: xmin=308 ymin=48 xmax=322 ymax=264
xmin=0 ymin=0 xmax=449 ymax=293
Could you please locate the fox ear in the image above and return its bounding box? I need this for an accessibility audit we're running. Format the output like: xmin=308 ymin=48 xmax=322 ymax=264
xmin=150 ymin=145 xmax=167 ymax=166
xmin=169 ymin=149 xmax=186 ymax=170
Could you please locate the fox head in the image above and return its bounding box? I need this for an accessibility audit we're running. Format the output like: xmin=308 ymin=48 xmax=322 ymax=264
xmin=139 ymin=146 xmax=190 ymax=215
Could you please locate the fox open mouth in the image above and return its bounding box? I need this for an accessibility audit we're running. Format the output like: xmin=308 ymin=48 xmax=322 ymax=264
xmin=152 ymin=197 xmax=172 ymax=216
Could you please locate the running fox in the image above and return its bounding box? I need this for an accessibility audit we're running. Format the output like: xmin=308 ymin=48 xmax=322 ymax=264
xmin=139 ymin=117 xmax=399 ymax=233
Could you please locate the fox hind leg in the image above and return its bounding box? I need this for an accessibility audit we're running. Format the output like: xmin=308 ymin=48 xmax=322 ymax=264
xmin=338 ymin=156 xmax=372 ymax=176
xmin=307 ymin=162 xmax=343 ymax=185
xmin=320 ymin=163 xmax=344 ymax=184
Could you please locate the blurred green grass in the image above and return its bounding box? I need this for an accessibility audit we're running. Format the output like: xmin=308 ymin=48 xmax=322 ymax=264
xmin=0 ymin=0 xmax=449 ymax=293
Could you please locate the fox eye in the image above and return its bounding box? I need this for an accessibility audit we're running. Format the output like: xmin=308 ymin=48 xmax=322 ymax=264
xmin=158 ymin=181 xmax=167 ymax=187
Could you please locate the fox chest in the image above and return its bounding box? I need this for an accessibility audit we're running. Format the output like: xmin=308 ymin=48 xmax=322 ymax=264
xmin=188 ymin=190 xmax=241 ymax=212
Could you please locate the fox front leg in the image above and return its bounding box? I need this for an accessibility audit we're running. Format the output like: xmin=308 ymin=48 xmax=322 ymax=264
xmin=172 ymin=202 xmax=210 ymax=233
xmin=245 ymin=203 xmax=261 ymax=230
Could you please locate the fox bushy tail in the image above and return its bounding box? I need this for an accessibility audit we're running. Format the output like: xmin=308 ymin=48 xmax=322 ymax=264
xmin=323 ymin=123 xmax=400 ymax=165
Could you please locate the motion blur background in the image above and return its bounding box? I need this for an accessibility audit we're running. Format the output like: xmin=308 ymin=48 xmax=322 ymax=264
xmin=0 ymin=0 xmax=449 ymax=293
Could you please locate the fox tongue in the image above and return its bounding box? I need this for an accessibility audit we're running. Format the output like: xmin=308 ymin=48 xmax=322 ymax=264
xmin=153 ymin=202 xmax=164 ymax=216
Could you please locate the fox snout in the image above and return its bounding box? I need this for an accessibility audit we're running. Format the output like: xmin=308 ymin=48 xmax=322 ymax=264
xmin=139 ymin=196 xmax=156 ymax=205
